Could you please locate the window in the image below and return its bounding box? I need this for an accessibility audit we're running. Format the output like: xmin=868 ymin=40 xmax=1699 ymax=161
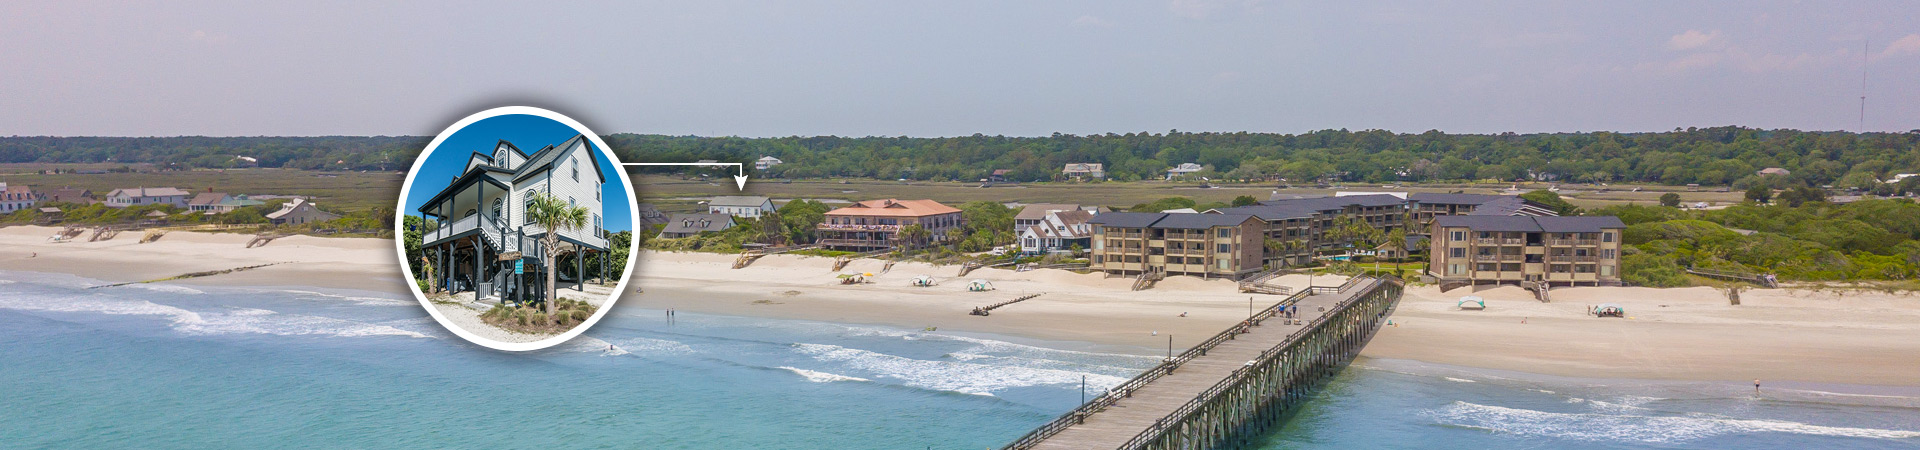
xmin=1451 ymin=231 xmax=1465 ymax=241
xmin=593 ymin=213 xmax=601 ymax=237
xmin=491 ymin=198 xmax=504 ymax=222
xmin=1450 ymin=264 xmax=1464 ymax=275
xmin=1217 ymin=228 xmax=1231 ymax=238
xmin=571 ymin=158 xmax=579 ymax=181
xmin=523 ymin=192 xmax=536 ymax=225
xmin=1602 ymin=232 xmax=1614 ymax=243
xmin=595 ymin=187 xmax=600 ymax=201
xmin=1450 ymin=248 xmax=1465 ymax=258
xmin=1218 ymin=259 xmax=1229 ymax=270
xmin=1601 ymin=265 xmax=1614 ymax=276
xmin=1217 ymin=244 xmax=1230 ymax=253
xmin=568 ymin=196 xmax=575 ymax=207
xmin=1479 ymin=231 xmax=1492 ymax=239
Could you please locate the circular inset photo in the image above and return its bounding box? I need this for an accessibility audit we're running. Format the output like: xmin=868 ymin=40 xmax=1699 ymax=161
xmin=395 ymin=107 xmax=638 ymax=351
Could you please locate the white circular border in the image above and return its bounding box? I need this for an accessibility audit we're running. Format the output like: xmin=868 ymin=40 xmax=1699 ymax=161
xmin=393 ymin=106 xmax=641 ymax=351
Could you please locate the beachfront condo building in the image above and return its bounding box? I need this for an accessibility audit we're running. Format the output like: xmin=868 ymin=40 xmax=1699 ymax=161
xmin=1427 ymin=215 xmax=1626 ymax=289
xmin=1212 ymin=194 xmax=1412 ymax=269
xmin=815 ymin=199 xmax=965 ymax=251
xmin=415 ymin=135 xmax=613 ymax=304
xmin=1088 ymin=212 xmax=1265 ymax=279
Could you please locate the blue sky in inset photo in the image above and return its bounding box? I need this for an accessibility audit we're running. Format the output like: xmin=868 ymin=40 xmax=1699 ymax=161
xmin=401 ymin=114 xmax=632 ymax=232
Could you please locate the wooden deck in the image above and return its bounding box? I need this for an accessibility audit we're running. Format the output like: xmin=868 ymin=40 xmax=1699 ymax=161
xmin=1025 ymin=287 xmax=1363 ymax=450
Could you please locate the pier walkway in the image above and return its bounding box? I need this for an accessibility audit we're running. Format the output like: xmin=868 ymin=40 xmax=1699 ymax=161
xmin=1004 ymin=277 xmax=1403 ymax=450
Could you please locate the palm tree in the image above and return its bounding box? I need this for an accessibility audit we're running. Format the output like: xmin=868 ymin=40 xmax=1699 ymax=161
xmin=897 ymin=224 xmax=930 ymax=249
xmin=525 ymin=192 xmax=590 ymax=316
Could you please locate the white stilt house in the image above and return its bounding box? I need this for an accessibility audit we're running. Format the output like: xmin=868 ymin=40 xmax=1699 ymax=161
xmin=416 ymin=135 xmax=612 ymax=306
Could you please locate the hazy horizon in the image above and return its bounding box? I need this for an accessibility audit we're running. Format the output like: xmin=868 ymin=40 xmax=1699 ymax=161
xmin=6 ymin=1 xmax=1918 ymax=137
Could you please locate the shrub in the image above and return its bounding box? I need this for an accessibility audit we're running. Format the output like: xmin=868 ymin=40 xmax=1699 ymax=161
xmin=530 ymin=312 xmax=548 ymax=326
xmin=571 ymin=310 xmax=591 ymax=322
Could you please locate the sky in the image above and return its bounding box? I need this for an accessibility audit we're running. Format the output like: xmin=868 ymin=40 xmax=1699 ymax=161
xmin=401 ymin=114 xmax=632 ymax=232
xmin=4 ymin=1 xmax=1918 ymax=137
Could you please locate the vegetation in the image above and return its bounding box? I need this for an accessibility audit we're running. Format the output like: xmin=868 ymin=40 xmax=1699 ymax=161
xmin=480 ymin=299 xmax=599 ymax=333
xmin=1600 ymin=199 xmax=1920 ymax=286
xmin=525 ymin=192 xmax=590 ymax=315
xmin=11 ymin=128 xmax=1920 ymax=190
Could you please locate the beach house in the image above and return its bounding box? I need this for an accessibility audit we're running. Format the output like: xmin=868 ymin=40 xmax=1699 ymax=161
xmin=1165 ymin=163 xmax=1204 ymax=180
xmin=36 ymin=187 xmax=93 ymax=205
xmin=706 ymin=196 xmax=775 ymax=218
xmin=1062 ymin=163 xmax=1105 ymax=180
xmin=215 ymin=194 xmax=265 ymax=213
xmin=1427 ymin=215 xmax=1625 ymax=289
xmin=104 ymin=187 xmax=189 ymax=208
xmin=657 ymin=213 xmax=734 ymax=239
xmin=0 ymin=183 xmax=36 ymax=214
xmin=636 ymin=203 xmax=670 ymax=227
xmin=188 ymin=192 xmax=231 ymax=212
xmin=265 ymin=198 xmax=342 ymax=225
xmin=1088 ymin=212 xmax=1264 ymax=279
xmin=1013 ymin=204 xmax=1085 ymax=235
xmin=1017 ymin=209 xmax=1094 ymax=255
xmin=414 ymin=135 xmax=614 ymax=304
xmin=755 ymin=156 xmax=784 ymax=171
xmin=815 ymin=199 xmax=964 ymax=251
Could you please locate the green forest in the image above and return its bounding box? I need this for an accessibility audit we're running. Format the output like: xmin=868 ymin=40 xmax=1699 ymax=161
xmin=7 ymin=127 xmax=1920 ymax=191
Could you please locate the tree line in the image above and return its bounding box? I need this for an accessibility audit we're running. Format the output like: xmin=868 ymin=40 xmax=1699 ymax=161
xmin=8 ymin=127 xmax=1920 ymax=189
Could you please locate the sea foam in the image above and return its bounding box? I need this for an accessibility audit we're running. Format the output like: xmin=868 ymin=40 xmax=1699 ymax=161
xmin=792 ymin=343 xmax=1128 ymax=396
xmin=1430 ymin=401 xmax=1920 ymax=443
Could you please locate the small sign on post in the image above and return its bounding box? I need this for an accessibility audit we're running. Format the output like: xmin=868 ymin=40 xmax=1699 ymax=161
xmin=515 ymin=260 xmax=524 ymax=275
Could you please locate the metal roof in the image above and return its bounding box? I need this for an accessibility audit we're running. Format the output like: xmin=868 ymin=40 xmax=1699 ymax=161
xmin=1087 ymin=212 xmax=1165 ymax=228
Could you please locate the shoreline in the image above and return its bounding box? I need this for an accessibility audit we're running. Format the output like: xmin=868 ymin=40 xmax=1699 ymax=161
xmin=4 ymin=223 xmax=1916 ymax=387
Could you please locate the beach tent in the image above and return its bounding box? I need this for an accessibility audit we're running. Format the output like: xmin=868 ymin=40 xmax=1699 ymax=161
xmin=968 ymin=279 xmax=995 ymax=292
xmin=1593 ymin=303 xmax=1625 ymax=318
xmin=911 ymin=275 xmax=936 ymax=287
xmin=1456 ymin=296 xmax=1485 ymax=310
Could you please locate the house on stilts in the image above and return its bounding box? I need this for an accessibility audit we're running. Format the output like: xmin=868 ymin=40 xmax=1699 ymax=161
xmin=415 ymin=135 xmax=612 ymax=307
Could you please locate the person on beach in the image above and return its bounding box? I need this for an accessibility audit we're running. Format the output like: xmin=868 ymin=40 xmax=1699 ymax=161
xmin=1755 ymin=379 xmax=1761 ymax=394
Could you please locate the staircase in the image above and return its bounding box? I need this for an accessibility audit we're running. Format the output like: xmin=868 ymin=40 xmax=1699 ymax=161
xmin=1131 ymin=268 xmax=1166 ymax=291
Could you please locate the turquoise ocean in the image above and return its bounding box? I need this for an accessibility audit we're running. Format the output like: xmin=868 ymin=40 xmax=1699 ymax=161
xmin=2 ymin=270 xmax=1916 ymax=449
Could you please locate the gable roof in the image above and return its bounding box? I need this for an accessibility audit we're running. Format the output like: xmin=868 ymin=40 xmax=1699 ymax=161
xmin=709 ymin=196 xmax=771 ymax=208
xmin=511 ymin=135 xmax=607 ymax=184
xmin=659 ymin=213 xmax=734 ymax=234
xmin=108 ymin=187 xmax=190 ymax=198
xmin=1153 ymin=212 xmax=1258 ymax=229
xmin=1015 ymin=203 xmax=1082 ymax=221
xmin=1087 ymin=212 xmax=1165 ymax=228
xmin=187 ymin=193 xmax=229 ymax=206
xmin=824 ymin=199 xmax=961 ymax=218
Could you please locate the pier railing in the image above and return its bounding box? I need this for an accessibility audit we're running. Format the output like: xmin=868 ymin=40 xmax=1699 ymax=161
xmin=1117 ymin=277 xmax=1402 ymax=450
xmin=998 ymin=288 xmax=1315 ymax=450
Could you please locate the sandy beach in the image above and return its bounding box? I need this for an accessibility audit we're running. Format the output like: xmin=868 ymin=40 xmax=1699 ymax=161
xmin=4 ymin=224 xmax=1915 ymax=386
xmin=0 ymin=225 xmax=409 ymax=292
xmin=628 ymin=250 xmax=1920 ymax=387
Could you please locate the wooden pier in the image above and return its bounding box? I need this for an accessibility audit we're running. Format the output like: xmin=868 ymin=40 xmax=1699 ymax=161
xmin=1002 ymin=277 xmax=1404 ymax=450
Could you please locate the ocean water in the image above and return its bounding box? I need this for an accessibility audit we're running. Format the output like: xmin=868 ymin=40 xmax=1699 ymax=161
xmin=2 ymin=270 xmax=1916 ymax=449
